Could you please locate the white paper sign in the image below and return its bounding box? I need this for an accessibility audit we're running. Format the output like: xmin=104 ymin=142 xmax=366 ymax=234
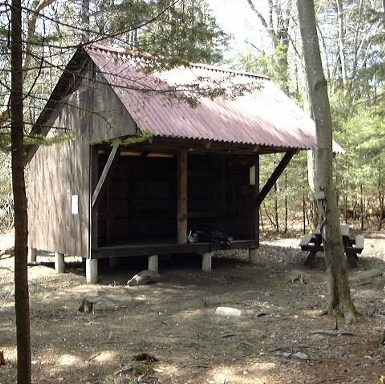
xmin=71 ymin=195 xmax=79 ymax=215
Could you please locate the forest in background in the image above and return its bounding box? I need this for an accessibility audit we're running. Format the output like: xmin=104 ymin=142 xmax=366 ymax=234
xmin=240 ymin=0 xmax=385 ymax=233
xmin=0 ymin=0 xmax=384 ymax=233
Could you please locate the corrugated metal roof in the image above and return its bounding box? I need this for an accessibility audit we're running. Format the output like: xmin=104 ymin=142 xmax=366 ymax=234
xmin=84 ymin=44 xmax=317 ymax=150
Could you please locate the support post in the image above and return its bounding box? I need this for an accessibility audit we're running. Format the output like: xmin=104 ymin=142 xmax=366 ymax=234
xmin=88 ymin=145 xmax=99 ymax=284
xmin=177 ymin=149 xmax=188 ymax=243
xmin=250 ymin=155 xmax=260 ymax=264
xmin=55 ymin=252 xmax=65 ymax=273
xmin=28 ymin=247 xmax=37 ymax=263
xmin=249 ymin=248 xmax=259 ymax=264
xmin=90 ymin=145 xmax=99 ymax=249
xmin=148 ymin=255 xmax=159 ymax=272
xmin=254 ymin=155 xmax=260 ymax=247
xmin=202 ymin=252 xmax=212 ymax=272
xmin=86 ymin=259 xmax=98 ymax=284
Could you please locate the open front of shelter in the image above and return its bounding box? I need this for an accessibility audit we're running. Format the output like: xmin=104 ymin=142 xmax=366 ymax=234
xmin=27 ymin=44 xmax=319 ymax=283
xmin=95 ymin=147 xmax=257 ymax=248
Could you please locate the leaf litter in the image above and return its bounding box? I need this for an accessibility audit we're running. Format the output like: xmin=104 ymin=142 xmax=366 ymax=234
xmin=0 ymin=230 xmax=385 ymax=383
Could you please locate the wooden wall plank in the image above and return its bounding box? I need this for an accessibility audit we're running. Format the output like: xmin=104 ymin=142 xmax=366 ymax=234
xmin=177 ymin=150 xmax=188 ymax=243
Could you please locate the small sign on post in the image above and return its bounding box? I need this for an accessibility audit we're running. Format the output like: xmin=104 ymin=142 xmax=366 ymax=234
xmin=71 ymin=195 xmax=79 ymax=215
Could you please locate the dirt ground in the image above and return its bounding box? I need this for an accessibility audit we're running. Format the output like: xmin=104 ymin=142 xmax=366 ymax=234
xmin=1 ymin=229 xmax=385 ymax=384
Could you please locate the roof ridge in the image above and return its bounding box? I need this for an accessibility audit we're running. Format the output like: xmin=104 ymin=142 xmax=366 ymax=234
xmin=85 ymin=43 xmax=269 ymax=80
xmin=85 ymin=42 xmax=153 ymax=60
xmin=189 ymin=62 xmax=269 ymax=80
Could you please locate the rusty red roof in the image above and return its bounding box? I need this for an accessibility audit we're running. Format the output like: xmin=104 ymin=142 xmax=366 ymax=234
xmin=84 ymin=44 xmax=317 ymax=150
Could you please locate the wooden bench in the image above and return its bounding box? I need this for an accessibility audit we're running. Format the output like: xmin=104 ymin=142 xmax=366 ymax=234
xmin=299 ymin=226 xmax=364 ymax=267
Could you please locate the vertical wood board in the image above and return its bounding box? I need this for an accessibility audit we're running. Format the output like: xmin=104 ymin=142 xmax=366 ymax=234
xmin=177 ymin=150 xmax=188 ymax=243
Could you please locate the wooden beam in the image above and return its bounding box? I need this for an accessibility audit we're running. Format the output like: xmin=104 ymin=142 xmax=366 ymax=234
xmin=116 ymin=137 xmax=292 ymax=156
xmin=91 ymin=144 xmax=121 ymax=208
xmin=177 ymin=149 xmax=188 ymax=243
xmin=253 ymin=155 xmax=260 ymax=246
xmin=203 ymin=141 xmax=212 ymax=149
xmin=255 ymin=150 xmax=296 ymax=207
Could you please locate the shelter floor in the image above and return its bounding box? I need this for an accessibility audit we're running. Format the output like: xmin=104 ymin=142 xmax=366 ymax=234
xmin=93 ymin=239 xmax=257 ymax=259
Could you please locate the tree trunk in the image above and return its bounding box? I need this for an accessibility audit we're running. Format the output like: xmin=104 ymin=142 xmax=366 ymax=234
xmin=377 ymin=174 xmax=384 ymax=231
xmin=302 ymin=192 xmax=306 ymax=234
xmin=81 ymin=0 xmax=90 ymax=42
xmin=297 ymin=0 xmax=356 ymax=324
xmin=11 ymin=0 xmax=32 ymax=382
xmin=344 ymin=189 xmax=348 ymax=224
xmin=336 ymin=0 xmax=347 ymax=86
xmin=0 ymin=0 xmax=57 ymax=129
xmin=246 ymin=0 xmax=292 ymax=92
xmin=274 ymin=183 xmax=279 ymax=232
xmin=360 ymin=184 xmax=364 ymax=230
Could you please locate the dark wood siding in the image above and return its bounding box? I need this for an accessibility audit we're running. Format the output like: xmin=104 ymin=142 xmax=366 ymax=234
xmin=27 ymin=89 xmax=92 ymax=256
xmin=187 ymin=154 xmax=255 ymax=239
xmin=96 ymin=152 xmax=255 ymax=247
xmin=98 ymin=154 xmax=177 ymax=245
xmin=27 ymin=76 xmax=138 ymax=256
xmin=86 ymin=71 xmax=137 ymax=142
xmin=27 ymin=137 xmax=90 ymax=256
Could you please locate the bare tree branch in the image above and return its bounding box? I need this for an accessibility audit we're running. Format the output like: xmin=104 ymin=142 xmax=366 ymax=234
xmin=246 ymin=0 xmax=268 ymax=28
xmin=0 ymin=0 xmax=57 ymax=127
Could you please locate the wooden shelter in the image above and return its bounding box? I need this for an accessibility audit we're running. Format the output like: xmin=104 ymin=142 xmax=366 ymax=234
xmin=27 ymin=44 xmax=317 ymax=283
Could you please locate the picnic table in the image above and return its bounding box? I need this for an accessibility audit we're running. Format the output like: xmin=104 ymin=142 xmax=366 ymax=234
xmin=299 ymin=225 xmax=364 ymax=267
